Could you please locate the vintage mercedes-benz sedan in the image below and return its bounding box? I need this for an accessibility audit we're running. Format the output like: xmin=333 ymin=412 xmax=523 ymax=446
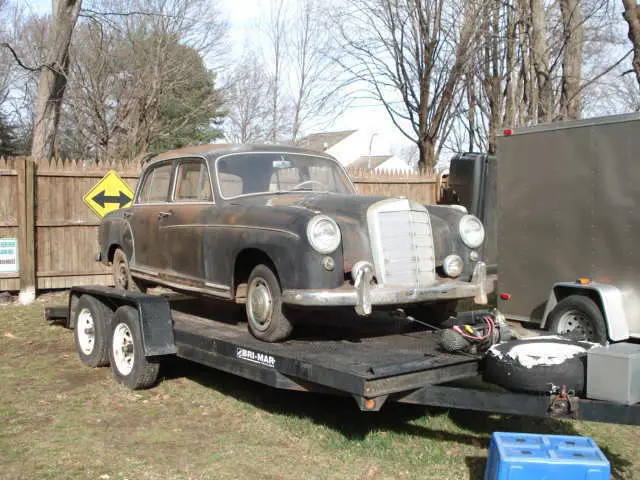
xmin=98 ymin=144 xmax=489 ymax=341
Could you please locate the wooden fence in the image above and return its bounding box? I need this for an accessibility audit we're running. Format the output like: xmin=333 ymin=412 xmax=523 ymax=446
xmin=0 ymin=157 xmax=436 ymax=292
xmin=346 ymin=168 xmax=437 ymax=205
xmin=0 ymin=157 xmax=140 ymax=291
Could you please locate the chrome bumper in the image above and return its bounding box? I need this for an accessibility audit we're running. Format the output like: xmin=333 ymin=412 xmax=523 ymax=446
xmin=282 ymin=262 xmax=489 ymax=314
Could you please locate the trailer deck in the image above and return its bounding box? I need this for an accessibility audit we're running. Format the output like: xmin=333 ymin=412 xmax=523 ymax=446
xmin=169 ymin=298 xmax=479 ymax=403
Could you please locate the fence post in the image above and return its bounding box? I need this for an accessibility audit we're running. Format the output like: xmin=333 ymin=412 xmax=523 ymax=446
xmin=17 ymin=156 xmax=36 ymax=298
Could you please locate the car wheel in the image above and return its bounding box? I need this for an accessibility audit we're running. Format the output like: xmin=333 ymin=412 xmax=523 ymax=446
xmin=546 ymin=295 xmax=607 ymax=345
xmin=112 ymin=248 xmax=147 ymax=293
xmin=483 ymin=337 xmax=595 ymax=395
xmin=109 ymin=306 xmax=160 ymax=389
xmin=73 ymin=295 xmax=111 ymax=367
xmin=246 ymin=264 xmax=294 ymax=342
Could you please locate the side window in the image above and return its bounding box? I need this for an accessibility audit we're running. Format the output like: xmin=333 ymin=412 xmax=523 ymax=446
xmin=137 ymin=163 xmax=173 ymax=203
xmin=174 ymin=160 xmax=213 ymax=202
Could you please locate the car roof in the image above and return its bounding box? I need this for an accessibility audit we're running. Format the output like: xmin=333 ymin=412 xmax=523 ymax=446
xmin=147 ymin=143 xmax=335 ymax=165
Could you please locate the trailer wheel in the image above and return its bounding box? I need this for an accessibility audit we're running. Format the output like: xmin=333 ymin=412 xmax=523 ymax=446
xmin=483 ymin=338 xmax=594 ymax=395
xmin=112 ymin=248 xmax=147 ymax=293
xmin=73 ymin=295 xmax=111 ymax=367
xmin=246 ymin=264 xmax=293 ymax=342
xmin=546 ymin=295 xmax=607 ymax=345
xmin=109 ymin=305 xmax=160 ymax=389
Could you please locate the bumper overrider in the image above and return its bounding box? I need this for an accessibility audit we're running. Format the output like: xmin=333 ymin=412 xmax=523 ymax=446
xmin=282 ymin=261 xmax=489 ymax=315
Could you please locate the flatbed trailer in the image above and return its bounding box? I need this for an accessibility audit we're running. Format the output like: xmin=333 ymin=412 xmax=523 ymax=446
xmin=50 ymin=286 xmax=640 ymax=426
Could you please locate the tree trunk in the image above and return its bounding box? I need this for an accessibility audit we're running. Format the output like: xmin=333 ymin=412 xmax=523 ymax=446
xmin=31 ymin=0 xmax=82 ymax=161
xmin=559 ymin=0 xmax=583 ymax=120
xmin=417 ymin=137 xmax=437 ymax=172
xmin=529 ymin=0 xmax=552 ymax=122
xmin=623 ymin=0 xmax=640 ymax=87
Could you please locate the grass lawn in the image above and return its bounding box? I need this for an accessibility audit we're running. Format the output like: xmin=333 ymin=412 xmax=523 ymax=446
xmin=1 ymin=295 xmax=639 ymax=479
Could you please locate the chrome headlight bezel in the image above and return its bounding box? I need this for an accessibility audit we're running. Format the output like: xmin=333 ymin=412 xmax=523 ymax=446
xmin=442 ymin=254 xmax=463 ymax=278
xmin=458 ymin=215 xmax=485 ymax=249
xmin=307 ymin=215 xmax=341 ymax=254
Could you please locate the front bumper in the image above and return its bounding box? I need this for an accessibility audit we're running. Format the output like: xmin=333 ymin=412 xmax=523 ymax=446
xmin=282 ymin=262 xmax=489 ymax=313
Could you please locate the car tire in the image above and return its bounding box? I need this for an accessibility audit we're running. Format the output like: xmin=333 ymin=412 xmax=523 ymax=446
xmin=246 ymin=264 xmax=294 ymax=342
xmin=109 ymin=305 xmax=160 ymax=389
xmin=73 ymin=295 xmax=111 ymax=367
xmin=546 ymin=295 xmax=607 ymax=345
xmin=112 ymin=248 xmax=147 ymax=293
xmin=483 ymin=338 xmax=595 ymax=395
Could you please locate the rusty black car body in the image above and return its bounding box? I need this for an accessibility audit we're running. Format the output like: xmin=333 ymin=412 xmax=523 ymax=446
xmin=98 ymin=144 xmax=488 ymax=341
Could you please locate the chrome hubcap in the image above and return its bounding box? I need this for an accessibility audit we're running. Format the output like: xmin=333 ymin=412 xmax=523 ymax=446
xmin=248 ymin=278 xmax=273 ymax=330
xmin=557 ymin=309 xmax=595 ymax=341
xmin=116 ymin=262 xmax=128 ymax=288
xmin=112 ymin=323 xmax=134 ymax=375
xmin=77 ymin=308 xmax=95 ymax=355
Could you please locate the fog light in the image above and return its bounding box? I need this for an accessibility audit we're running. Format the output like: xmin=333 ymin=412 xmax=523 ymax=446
xmin=322 ymin=256 xmax=335 ymax=271
xmin=469 ymin=250 xmax=479 ymax=262
xmin=443 ymin=255 xmax=463 ymax=278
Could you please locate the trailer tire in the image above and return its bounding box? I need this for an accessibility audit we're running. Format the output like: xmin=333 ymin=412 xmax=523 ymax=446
xmin=483 ymin=338 xmax=595 ymax=395
xmin=113 ymin=248 xmax=147 ymax=293
xmin=546 ymin=295 xmax=607 ymax=345
xmin=109 ymin=305 xmax=160 ymax=389
xmin=246 ymin=264 xmax=293 ymax=342
xmin=73 ymin=295 xmax=111 ymax=367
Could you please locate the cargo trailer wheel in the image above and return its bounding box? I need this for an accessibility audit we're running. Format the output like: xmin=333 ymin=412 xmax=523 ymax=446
xmin=109 ymin=306 xmax=160 ymax=389
xmin=112 ymin=248 xmax=147 ymax=293
xmin=73 ymin=295 xmax=111 ymax=367
xmin=246 ymin=264 xmax=293 ymax=342
xmin=546 ymin=295 xmax=607 ymax=345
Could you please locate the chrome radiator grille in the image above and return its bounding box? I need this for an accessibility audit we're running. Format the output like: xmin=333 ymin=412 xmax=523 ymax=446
xmin=367 ymin=199 xmax=436 ymax=287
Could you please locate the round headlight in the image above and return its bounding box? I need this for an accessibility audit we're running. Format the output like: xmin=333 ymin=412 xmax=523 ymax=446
xmin=458 ymin=215 xmax=485 ymax=248
xmin=443 ymin=254 xmax=463 ymax=278
xmin=307 ymin=215 xmax=341 ymax=254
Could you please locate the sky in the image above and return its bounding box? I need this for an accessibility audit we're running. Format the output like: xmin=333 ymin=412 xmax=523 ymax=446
xmin=27 ymin=0 xmax=419 ymax=163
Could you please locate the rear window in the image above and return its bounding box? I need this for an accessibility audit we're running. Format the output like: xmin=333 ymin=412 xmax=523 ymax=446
xmin=137 ymin=163 xmax=173 ymax=203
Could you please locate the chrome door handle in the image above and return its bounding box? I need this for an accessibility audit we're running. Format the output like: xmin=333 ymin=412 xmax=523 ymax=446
xmin=158 ymin=211 xmax=172 ymax=219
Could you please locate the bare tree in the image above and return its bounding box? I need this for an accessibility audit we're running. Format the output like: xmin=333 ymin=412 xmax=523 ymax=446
xmin=559 ymin=0 xmax=584 ymax=119
xmin=30 ymin=0 xmax=82 ymax=161
xmin=265 ymin=0 xmax=287 ymax=142
xmin=288 ymin=0 xmax=342 ymax=142
xmin=623 ymin=0 xmax=640 ymax=86
xmin=335 ymin=0 xmax=483 ymax=170
xmin=223 ymin=51 xmax=270 ymax=143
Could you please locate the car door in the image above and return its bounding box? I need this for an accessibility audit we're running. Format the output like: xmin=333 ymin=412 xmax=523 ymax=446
xmin=163 ymin=157 xmax=216 ymax=288
xmin=127 ymin=161 xmax=174 ymax=274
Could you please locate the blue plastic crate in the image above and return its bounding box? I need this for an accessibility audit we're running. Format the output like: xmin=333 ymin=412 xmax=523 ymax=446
xmin=484 ymin=432 xmax=610 ymax=480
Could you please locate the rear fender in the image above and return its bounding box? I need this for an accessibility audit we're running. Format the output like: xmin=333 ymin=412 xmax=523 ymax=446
xmin=541 ymin=282 xmax=629 ymax=341
xmin=69 ymin=286 xmax=176 ymax=356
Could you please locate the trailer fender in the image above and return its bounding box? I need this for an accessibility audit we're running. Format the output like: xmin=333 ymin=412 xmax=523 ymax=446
xmin=541 ymin=282 xmax=629 ymax=341
xmin=69 ymin=286 xmax=177 ymax=357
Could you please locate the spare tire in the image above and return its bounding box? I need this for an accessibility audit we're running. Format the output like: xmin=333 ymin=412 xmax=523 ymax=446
xmin=483 ymin=337 xmax=596 ymax=395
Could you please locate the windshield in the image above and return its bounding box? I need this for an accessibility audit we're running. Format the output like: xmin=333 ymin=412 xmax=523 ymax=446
xmin=215 ymin=152 xmax=356 ymax=199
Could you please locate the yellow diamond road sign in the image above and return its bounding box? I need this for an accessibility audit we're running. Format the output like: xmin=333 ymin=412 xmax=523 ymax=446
xmin=83 ymin=170 xmax=134 ymax=219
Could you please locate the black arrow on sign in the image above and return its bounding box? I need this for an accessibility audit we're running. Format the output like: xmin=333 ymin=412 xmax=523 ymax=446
xmin=92 ymin=190 xmax=132 ymax=208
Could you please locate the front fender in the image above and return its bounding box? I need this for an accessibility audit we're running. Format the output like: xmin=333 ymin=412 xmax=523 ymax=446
xmin=232 ymin=237 xmax=345 ymax=290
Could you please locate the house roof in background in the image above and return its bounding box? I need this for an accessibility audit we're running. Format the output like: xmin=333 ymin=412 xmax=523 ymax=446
xmin=348 ymin=155 xmax=393 ymax=169
xmin=296 ymin=130 xmax=356 ymax=152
